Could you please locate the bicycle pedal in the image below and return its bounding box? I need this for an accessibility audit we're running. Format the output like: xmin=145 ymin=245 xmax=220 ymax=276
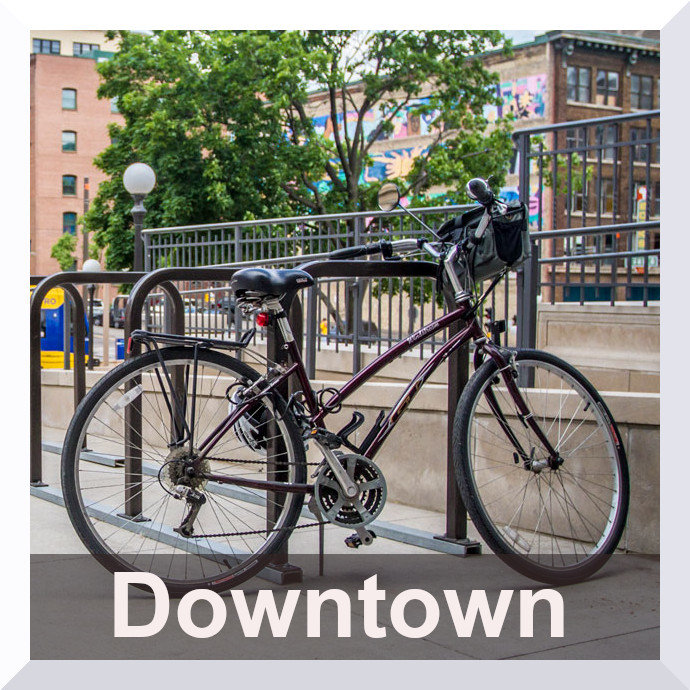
xmin=344 ymin=529 xmax=376 ymax=549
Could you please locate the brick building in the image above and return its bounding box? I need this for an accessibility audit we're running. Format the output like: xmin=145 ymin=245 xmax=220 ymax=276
xmin=30 ymin=31 xmax=122 ymax=276
xmin=301 ymin=30 xmax=659 ymax=226
xmin=29 ymin=30 xmax=659 ymax=275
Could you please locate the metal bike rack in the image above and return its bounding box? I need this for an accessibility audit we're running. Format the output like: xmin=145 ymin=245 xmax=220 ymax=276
xmin=30 ymin=260 xmax=480 ymax=584
xmin=30 ymin=271 xmax=145 ymax=486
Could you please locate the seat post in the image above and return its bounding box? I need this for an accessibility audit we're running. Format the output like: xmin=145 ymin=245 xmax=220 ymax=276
xmin=264 ymin=297 xmax=295 ymax=344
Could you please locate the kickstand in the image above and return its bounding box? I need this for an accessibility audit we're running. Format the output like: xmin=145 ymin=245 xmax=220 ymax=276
xmin=318 ymin=521 xmax=325 ymax=576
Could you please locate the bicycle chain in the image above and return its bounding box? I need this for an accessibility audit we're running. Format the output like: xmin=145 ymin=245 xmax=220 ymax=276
xmin=206 ymin=456 xmax=323 ymax=467
xmin=189 ymin=457 xmax=327 ymax=539
xmin=187 ymin=519 xmax=328 ymax=540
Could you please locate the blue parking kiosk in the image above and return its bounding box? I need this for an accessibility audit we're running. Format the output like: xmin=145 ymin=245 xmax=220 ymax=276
xmin=33 ymin=287 xmax=91 ymax=368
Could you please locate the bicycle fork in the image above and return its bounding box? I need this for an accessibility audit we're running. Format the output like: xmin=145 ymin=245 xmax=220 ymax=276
xmin=482 ymin=347 xmax=562 ymax=471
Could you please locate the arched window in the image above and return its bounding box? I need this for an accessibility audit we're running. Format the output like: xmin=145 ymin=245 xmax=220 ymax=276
xmin=62 ymin=88 xmax=77 ymax=110
xmin=63 ymin=212 xmax=77 ymax=235
xmin=62 ymin=175 xmax=77 ymax=196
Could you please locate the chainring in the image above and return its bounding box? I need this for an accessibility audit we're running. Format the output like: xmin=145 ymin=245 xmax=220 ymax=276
xmin=314 ymin=453 xmax=386 ymax=527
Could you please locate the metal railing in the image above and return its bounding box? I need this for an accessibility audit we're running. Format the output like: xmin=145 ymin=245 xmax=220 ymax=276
xmin=513 ymin=110 xmax=660 ymax=314
xmin=141 ymin=110 xmax=660 ymax=357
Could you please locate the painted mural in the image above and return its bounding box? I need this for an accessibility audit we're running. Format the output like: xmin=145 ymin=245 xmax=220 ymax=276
xmin=314 ymin=146 xmax=430 ymax=193
xmin=483 ymin=74 xmax=547 ymax=122
xmin=308 ymin=75 xmax=547 ymax=196
xmin=312 ymin=98 xmax=441 ymax=143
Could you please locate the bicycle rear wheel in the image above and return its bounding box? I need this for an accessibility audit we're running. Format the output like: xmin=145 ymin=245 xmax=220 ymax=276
xmin=61 ymin=347 xmax=306 ymax=594
xmin=454 ymin=349 xmax=629 ymax=585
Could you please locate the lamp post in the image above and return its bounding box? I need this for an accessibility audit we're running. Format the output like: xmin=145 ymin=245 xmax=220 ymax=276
xmin=123 ymin=162 xmax=156 ymax=272
xmin=82 ymin=259 xmax=102 ymax=370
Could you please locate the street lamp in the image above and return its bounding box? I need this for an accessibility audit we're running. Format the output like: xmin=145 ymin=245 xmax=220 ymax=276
xmin=123 ymin=162 xmax=156 ymax=272
xmin=82 ymin=259 xmax=102 ymax=370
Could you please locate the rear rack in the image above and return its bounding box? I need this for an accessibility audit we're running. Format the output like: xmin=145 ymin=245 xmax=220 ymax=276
xmin=129 ymin=328 xmax=256 ymax=352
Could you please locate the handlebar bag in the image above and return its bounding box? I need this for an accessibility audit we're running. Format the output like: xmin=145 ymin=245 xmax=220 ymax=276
xmin=449 ymin=201 xmax=530 ymax=288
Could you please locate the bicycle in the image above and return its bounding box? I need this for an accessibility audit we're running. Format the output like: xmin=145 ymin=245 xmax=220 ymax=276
xmin=60 ymin=178 xmax=629 ymax=594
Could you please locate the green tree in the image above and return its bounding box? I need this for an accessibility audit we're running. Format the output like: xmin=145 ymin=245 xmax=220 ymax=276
xmin=263 ymin=30 xmax=514 ymax=212
xmin=83 ymin=30 xmax=515 ymax=270
xmin=50 ymin=232 xmax=77 ymax=271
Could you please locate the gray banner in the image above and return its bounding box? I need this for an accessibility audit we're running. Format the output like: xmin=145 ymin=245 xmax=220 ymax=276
xmin=31 ymin=553 xmax=658 ymax=660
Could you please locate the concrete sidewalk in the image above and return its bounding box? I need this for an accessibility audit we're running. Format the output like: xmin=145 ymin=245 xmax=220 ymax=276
xmin=30 ymin=429 xmax=659 ymax=660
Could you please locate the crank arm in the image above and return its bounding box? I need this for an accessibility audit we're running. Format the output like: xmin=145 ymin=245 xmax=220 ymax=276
xmin=315 ymin=443 xmax=359 ymax=499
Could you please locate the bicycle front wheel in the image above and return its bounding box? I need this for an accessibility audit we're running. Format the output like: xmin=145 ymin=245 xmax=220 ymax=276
xmin=61 ymin=347 xmax=307 ymax=594
xmin=454 ymin=349 xmax=629 ymax=585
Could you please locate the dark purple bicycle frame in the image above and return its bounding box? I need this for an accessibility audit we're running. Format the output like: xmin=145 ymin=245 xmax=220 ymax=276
xmin=196 ymin=295 xmax=560 ymax=495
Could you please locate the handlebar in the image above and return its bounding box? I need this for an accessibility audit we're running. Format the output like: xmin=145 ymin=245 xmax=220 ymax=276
xmin=329 ymin=176 xmax=507 ymax=262
xmin=329 ymin=238 xmax=421 ymax=260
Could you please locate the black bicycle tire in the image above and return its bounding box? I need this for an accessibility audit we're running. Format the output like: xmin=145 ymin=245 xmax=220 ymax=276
xmin=454 ymin=348 xmax=630 ymax=585
xmin=61 ymin=346 xmax=307 ymax=594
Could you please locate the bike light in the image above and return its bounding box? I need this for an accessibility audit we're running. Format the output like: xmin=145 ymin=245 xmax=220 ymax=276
xmin=256 ymin=312 xmax=270 ymax=327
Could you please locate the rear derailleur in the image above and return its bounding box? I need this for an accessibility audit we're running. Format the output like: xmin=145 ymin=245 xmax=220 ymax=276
xmin=172 ymin=485 xmax=206 ymax=538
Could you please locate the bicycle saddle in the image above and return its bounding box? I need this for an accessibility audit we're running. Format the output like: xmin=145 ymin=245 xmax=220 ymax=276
xmin=230 ymin=267 xmax=314 ymax=297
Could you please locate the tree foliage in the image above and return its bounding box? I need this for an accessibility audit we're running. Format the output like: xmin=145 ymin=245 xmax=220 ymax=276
xmin=83 ymin=30 xmax=515 ymax=270
xmin=50 ymin=232 xmax=77 ymax=271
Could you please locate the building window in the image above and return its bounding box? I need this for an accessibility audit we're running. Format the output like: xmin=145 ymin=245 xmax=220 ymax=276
xmin=62 ymin=88 xmax=77 ymax=110
xmin=63 ymin=212 xmax=77 ymax=235
xmin=62 ymin=131 xmax=77 ymax=152
xmin=110 ymin=96 xmax=120 ymax=113
xmin=565 ymin=126 xmax=587 ymax=152
xmin=62 ymin=175 xmax=77 ymax=196
xmin=595 ymin=124 xmax=617 ymax=160
xmin=596 ymin=70 xmax=619 ymax=107
xmin=33 ymin=38 xmax=60 ymax=54
xmin=73 ymin=42 xmax=99 ymax=56
xmin=600 ymin=178 xmax=615 ymax=215
xmin=571 ymin=180 xmax=588 ymax=214
xmin=630 ymin=127 xmax=651 ymax=162
xmin=567 ymin=66 xmax=591 ymax=102
xmin=631 ymin=74 xmax=653 ymax=109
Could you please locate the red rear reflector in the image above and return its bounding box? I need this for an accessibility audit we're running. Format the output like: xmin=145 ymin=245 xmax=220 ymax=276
xmin=256 ymin=312 xmax=269 ymax=327
xmin=126 ymin=337 xmax=133 ymax=354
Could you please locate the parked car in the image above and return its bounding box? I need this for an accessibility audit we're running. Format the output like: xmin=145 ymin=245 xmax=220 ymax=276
xmin=110 ymin=295 xmax=128 ymax=329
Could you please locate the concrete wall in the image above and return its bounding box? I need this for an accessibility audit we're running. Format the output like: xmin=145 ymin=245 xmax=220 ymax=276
xmin=537 ymin=303 xmax=660 ymax=393
xmin=41 ymin=368 xmax=659 ymax=553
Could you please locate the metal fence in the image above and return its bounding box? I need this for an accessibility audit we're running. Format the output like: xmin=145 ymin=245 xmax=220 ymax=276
xmin=137 ymin=110 xmax=660 ymax=362
xmin=514 ymin=109 xmax=660 ymax=306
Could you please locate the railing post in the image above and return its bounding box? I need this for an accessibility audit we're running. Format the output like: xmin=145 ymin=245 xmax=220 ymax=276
xmin=517 ymin=239 xmax=539 ymax=351
xmin=515 ymin=129 xmax=539 ymax=351
xmin=143 ymin=231 xmax=150 ymax=272
xmin=62 ymin=295 xmax=71 ymax=370
xmin=351 ymin=216 xmax=364 ymax=373
xmin=351 ymin=279 xmax=361 ymax=373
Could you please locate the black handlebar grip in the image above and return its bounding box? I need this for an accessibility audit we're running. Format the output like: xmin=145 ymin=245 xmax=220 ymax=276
xmin=466 ymin=178 xmax=494 ymax=206
xmin=329 ymin=244 xmax=375 ymax=259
